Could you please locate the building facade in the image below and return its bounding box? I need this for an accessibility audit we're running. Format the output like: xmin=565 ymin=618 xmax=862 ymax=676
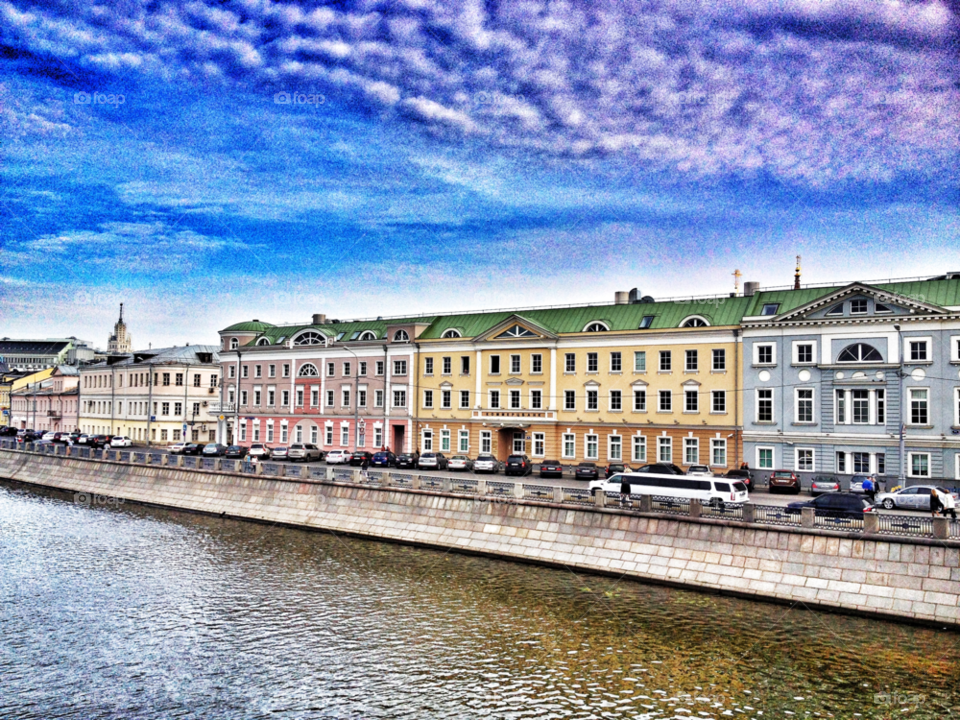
xmin=107 ymin=304 xmax=132 ymax=354
xmin=78 ymin=346 xmax=221 ymax=444
xmin=9 ymin=366 xmax=80 ymax=432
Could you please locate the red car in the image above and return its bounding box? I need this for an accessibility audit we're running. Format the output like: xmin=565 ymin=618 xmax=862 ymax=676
xmin=768 ymin=469 xmax=801 ymax=494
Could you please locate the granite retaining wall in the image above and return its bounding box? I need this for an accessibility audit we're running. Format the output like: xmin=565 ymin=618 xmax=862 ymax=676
xmin=2 ymin=448 xmax=959 ymax=628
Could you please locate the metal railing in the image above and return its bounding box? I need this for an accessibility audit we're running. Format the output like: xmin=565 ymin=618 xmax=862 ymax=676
xmin=701 ymin=502 xmax=745 ymax=521
xmin=449 ymin=478 xmax=479 ymax=495
xmin=814 ymin=513 xmax=864 ymax=531
xmin=419 ymin=476 xmax=444 ymax=491
xmin=523 ymin=484 xmax=553 ymax=501
xmin=754 ymin=504 xmax=802 ymax=527
xmin=878 ymin=514 xmax=933 ymax=537
xmin=648 ymin=494 xmax=690 ymax=516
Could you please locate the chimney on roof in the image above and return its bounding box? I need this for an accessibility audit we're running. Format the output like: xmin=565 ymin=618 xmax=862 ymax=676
xmin=744 ymin=281 xmax=760 ymax=297
xmin=628 ymin=288 xmax=640 ymax=304
xmin=312 ymin=313 xmax=326 ymax=325
xmin=614 ymin=291 xmax=629 ymax=305
xmin=794 ymin=255 xmax=801 ymax=290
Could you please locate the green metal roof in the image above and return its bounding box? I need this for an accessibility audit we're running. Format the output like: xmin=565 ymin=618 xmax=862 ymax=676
xmin=222 ymin=320 xmax=276 ymax=332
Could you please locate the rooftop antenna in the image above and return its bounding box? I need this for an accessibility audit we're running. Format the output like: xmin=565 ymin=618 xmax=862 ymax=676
xmin=794 ymin=255 xmax=802 ymax=290
xmin=732 ymin=269 xmax=742 ymax=295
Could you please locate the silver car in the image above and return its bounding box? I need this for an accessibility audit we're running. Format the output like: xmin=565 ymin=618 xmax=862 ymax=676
xmin=287 ymin=443 xmax=322 ymax=462
xmin=448 ymin=455 xmax=473 ymax=471
xmin=686 ymin=465 xmax=713 ymax=477
xmin=473 ymin=454 xmax=499 ymax=474
xmin=875 ymin=485 xmax=960 ymax=511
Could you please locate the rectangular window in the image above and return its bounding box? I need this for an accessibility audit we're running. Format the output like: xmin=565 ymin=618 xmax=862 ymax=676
xmin=510 ymin=355 xmax=521 ymax=374
xmin=530 ymin=389 xmax=542 ymax=409
xmin=585 ymin=434 xmax=599 ymax=460
xmin=658 ymin=437 xmax=672 ymax=463
xmin=423 ymin=390 xmax=434 ymax=409
xmin=424 ymin=357 xmax=434 ymax=375
xmin=341 ymin=426 xmax=349 ymax=446
xmin=282 ymin=425 xmax=290 ymax=444
xmin=326 ymin=390 xmax=334 ymax=407
xmin=659 ymin=390 xmax=672 ymax=412
xmin=609 ymin=390 xmax=621 ymax=411
xmin=758 ymin=447 xmax=774 ymax=470
xmin=564 ymin=390 xmax=576 ymax=411
xmin=562 ymin=433 xmax=575 ymax=459
xmin=175 ymin=373 xmax=184 ymax=386
xmin=442 ymin=357 xmax=451 ymax=375
xmin=586 ymin=389 xmax=599 ymax=411
xmin=393 ymin=390 xmax=406 ymax=408
xmin=757 ymin=389 xmax=773 ymax=422
xmin=711 ymin=439 xmax=727 ymax=467
xmin=481 ymin=431 xmax=492 ymax=454
xmin=509 ymin=389 xmax=521 ymax=409
xmin=684 ymin=389 xmax=698 ymax=413
xmin=421 ymin=431 xmax=434 ymax=452
xmin=490 ymin=355 xmax=500 ymax=374
xmin=376 ymin=361 xmax=384 ymax=376
xmin=910 ymin=453 xmax=930 ymax=478
xmin=252 ymin=367 xmax=260 ymax=380
xmin=633 ymin=388 xmax=647 ymax=412
xmin=174 ymin=402 xmax=183 ymax=415
xmin=229 ymin=366 xmax=237 ymax=379
xmin=756 ymin=344 xmax=774 ymax=365
xmin=358 ymin=390 xmax=367 ymax=408
xmin=375 ymin=390 xmax=384 ymax=408
xmin=193 ymin=374 xmax=201 ymax=387
xmin=685 ymin=350 xmax=698 ymax=372
xmin=161 ymin=402 xmax=170 ymax=416
xmin=909 ymin=340 xmax=928 ymax=362
xmin=459 ymin=430 xmax=470 ymax=453
xmin=608 ymin=435 xmax=622 ymax=461
xmin=587 ymin=353 xmax=598 ymax=373
xmin=311 ymin=389 xmax=319 ymax=406
xmin=712 ymin=349 xmax=726 ymax=371
xmin=836 ymin=389 xmax=846 ymax=424
xmin=324 ymin=426 xmax=332 ymax=445
xmin=393 ymin=360 xmax=407 ymax=376
xmin=684 ymin=437 xmax=699 ymax=465
xmin=266 ymin=364 xmax=275 ymax=379
xmin=489 ymin=390 xmax=500 ymax=409
xmin=342 ymin=388 xmax=351 ymax=407
xmin=460 ymin=390 xmax=470 ymax=409
xmin=253 ymin=390 xmax=261 ymax=406
xmin=533 ymin=432 xmax=545 ymax=457
xmin=796 ymin=343 xmax=814 ymax=364
xmin=850 ymin=298 xmax=868 ymax=314
xmin=359 ymin=362 xmax=367 ymax=376
xmin=877 ymin=453 xmax=886 ymax=475
xmin=853 ymin=452 xmax=870 ymax=474
xmin=327 ymin=363 xmax=335 ymax=377
xmin=531 ymin=354 xmax=542 ymax=374
xmin=282 ymin=364 xmax=290 ymax=378
xmin=659 ymin=351 xmax=671 ymax=372
xmin=441 ymin=390 xmax=451 ymax=409
xmin=910 ymin=389 xmax=928 ymax=425
xmin=877 ymin=389 xmax=885 ymax=424
xmin=440 ymin=429 xmax=451 ymax=452
xmin=342 ymin=362 xmax=350 ymax=376
xmin=460 ymin=356 xmax=470 ymax=375
xmin=632 ymin=435 xmax=647 ymax=462
xmin=163 ymin=373 xmax=171 ymax=386
xmin=634 ymin=351 xmax=646 ymax=372
xmin=836 ymin=451 xmax=846 ymax=473
xmin=797 ymin=448 xmax=814 ymax=471
xmin=797 ymin=389 xmax=814 ymax=423
xmin=610 ymin=352 xmax=622 ymax=373
xmin=852 ymin=390 xmax=869 ymax=424
xmin=565 ymin=353 xmax=576 ymax=373
xmin=712 ymin=391 xmax=726 ymax=413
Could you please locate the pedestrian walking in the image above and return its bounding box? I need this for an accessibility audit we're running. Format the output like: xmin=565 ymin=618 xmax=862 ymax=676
xmin=361 ymin=455 xmax=370 ymax=480
xmin=862 ymin=476 xmax=875 ymax=505
xmin=940 ymin=489 xmax=958 ymax=520
xmin=620 ymin=476 xmax=631 ymax=508
xmin=930 ymin=487 xmax=944 ymax=517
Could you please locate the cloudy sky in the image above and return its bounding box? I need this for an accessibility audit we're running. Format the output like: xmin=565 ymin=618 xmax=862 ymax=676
xmin=0 ymin=0 xmax=957 ymax=347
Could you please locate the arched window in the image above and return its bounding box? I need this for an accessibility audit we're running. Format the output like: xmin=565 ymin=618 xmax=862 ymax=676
xmin=583 ymin=321 xmax=609 ymax=332
xmin=256 ymin=337 xmax=271 ymax=346
xmin=293 ymin=331 xmax=324 ymax=346
xmin=358 ymin=331 xmax=377 ymax=341
xmin=441 ymin=329 xmax=462 ymax=338
xmin=229 ymin=337 xmax=239 ymax=350
xmin=680 ymin=316 xmax=709 ymax=328
xmin=837 ymin=343 xmax=883 ymax=363
xmin=298 ymin=363 xmax=319 ymax=377
xmin=393 ymin=329 xmax=410 ymax=342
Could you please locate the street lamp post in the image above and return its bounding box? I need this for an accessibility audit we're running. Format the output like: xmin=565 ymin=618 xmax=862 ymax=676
xmin=895 ymin=324 xmax=906 ymax=486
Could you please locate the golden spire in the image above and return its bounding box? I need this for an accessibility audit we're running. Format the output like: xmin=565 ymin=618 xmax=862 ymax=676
xmin=794 ymin=255 xmax=801 ymax=290
xmin=732 ymin=269 xmax=742 ymax=295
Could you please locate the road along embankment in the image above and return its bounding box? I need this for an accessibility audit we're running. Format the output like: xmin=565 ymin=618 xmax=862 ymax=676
xmin=2 ymin=447 xmax=959 ymax=628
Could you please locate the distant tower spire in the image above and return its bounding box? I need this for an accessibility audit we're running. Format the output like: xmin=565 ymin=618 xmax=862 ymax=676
xmin=119 ymin=302 xmax=124 ymax=322
xmin=794 ymin=255 xmax=802 ymax=290
xmin=732 ymin=269 xmax=742 ymax=295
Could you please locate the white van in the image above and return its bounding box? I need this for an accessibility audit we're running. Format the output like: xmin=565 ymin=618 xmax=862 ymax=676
xmin=589 ymin=472 xmax=749 ymax=506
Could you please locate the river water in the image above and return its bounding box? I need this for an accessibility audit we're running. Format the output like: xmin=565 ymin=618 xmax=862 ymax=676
xmin=0 ymin=480 xmax=958 ymax=719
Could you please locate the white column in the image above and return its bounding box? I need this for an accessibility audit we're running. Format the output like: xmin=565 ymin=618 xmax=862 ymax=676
xmin=549 ymin=347 xmax=557 ymax=410
xmin=475 ymin=350 xmax=482 ymax=405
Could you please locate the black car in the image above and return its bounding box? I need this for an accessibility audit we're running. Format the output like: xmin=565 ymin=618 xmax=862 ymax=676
xmin=372 ymin=451 xmax=396 ymax=467
xmin=0 ymin=427 xmax=18 ymax=437
xmin=575 ymin=462 xmax=599 ymax=481
xmin=539 ymin=460 xmax=563 ymax=479
xmin=723 ymin=469 xmax=754 ymax=492
xmin=225 ymin=445 xmax=248 ymax=459
xmin=395 ymin=452 xmax=419 ymax=469
xmin=635 ymin=463 xmax=686 ymax=475
xmin=504 ymin=454 xmax=532 ymax=477
xmin=182 ymin=443 xmax=205 ymax=456
xmin=786 ymin=493 xmax=874 ymax=519
xmin=87 ymin=434 xmax=112 ymax=449
xmin=349 ymin=451 xmax=374 ymax=466
xmin=605 ymin=463 xmax=629 ymax=479
xmin=17 ymin=431 xmax=42 ymax=443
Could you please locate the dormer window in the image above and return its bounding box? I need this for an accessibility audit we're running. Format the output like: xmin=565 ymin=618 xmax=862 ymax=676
xmin=837 ymin=343 xmax=883 ymax=363
xmin=393 ymin=329 xmax=410 ymax=342
xmin=358 ymin=331 xmax=377 ymax=341
xmin=638 ymin=316 xmax=654 ymax=329
xmin=256 ymin=337 xmax=270 ymax=346
xmin=293 ymin=331 xmax=324 ymax=346
xmin=680 ymin=316 xmax=709 ymax=328
xmin=441 ymin=329 xmax=462 ymax=338
xmin=850 ymin=299 xmax=868 ymax=315
xmin=761 ymin=304 xmax=780 ymax=316
xmin=583 ymin=321 xmax=609 ymax=332
xmin=229 ymin=338 xmax=239 ymax=350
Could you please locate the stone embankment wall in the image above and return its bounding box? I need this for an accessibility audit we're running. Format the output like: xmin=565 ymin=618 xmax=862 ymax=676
xmin=1 ymin=449 xmax=959 ymax=628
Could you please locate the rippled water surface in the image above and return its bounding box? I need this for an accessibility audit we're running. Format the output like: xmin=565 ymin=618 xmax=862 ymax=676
xmin=1 ymin=480 xmax=959 ymax=719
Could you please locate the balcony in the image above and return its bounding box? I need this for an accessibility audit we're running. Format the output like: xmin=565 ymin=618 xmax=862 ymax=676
xmin=46 ymin=410 xmax=61 ymax=418
xmin=208 ymin=402 xmax=235 ymax=414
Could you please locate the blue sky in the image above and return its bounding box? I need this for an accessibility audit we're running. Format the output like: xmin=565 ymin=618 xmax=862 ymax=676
xmin=0 ymin=0 xmax=957 ymax=348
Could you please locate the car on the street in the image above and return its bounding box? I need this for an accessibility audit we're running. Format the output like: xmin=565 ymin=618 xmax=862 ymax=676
xmin=539 ymin=460 xmax=563 ymax=479
xmin=169 ymin=442 xmax=188 ymax=454
xmin=0 ymin=427 xmax=17 ymax=437
xmin=786 ymin=493 xmax=874 ymax=519
xmin=575 ymin=462 xmax=600 ymax=481
xmin=67 ymin=432 xmax=82 ymax=443
xmin=810 ymin=475 xmax=841 ymax=496
xmin=722 ymin=469 xmax=754 ymax=492
xmin=504 ymin=454 xmax=532 ymax=476
xmin=88 ymin=434 xmax=112 ymax=449
xmin=604 ymin=463 xmax=630 ymax=478
xmin=874 ymin=485 xmax=960 ymax=511
xmin=110 ymin=436 xmax=133 ymax=448
xmin=75 ymin=434 xmax=90 ymax=445
xmin=472 ymin=454 xmax=499 ymax=474
xmin=289 ymin=443 xmax=322 ymax=462
xmin=248 ymin=443 xmax=271 ymax=460
xmin=849 ymin=474 xmax=878 ymax=494
xmin=634 ymin=463 xmax=686 ymax=475
xmin=395 ymin=452 xmax=419 ymax=469
xmin=591 ymin=472 xmax=749 ymax=506
xmin=42 ymin=432 xmax=57 ymax=441
xmin=418 ymin=452 xmax=448 ymax=470
xmin=448 ymin=455 xmax=473 ymax=471
xmin=768 ymin=469 xmax=801 ymax=494
xmin=225 ymin=445 xmax=248 ymax=459
xmin=272 ymin=446 xmax=289 ymax=461
xmin=349 ymin=451 xmax=374 ymax=466
xmin=202 ymin=443 xmax=228 ymax=457
xmin=326 ymin=449 xmax=351 ymax=465
xmin=686 ymin=465 xmax=713 ymax=477
xmin=183 ymin=443 xmax=206 ymax=456
xmin=371 ymin=451 xmax=396 ymax=467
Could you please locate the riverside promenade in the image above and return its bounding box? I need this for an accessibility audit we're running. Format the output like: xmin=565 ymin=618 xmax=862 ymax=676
xmin=2 ymin=442 xmax=960 ymax=628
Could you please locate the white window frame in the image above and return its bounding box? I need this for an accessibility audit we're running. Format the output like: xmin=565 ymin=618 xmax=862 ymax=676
xmin=683 ymin=437 xmax=699 ymax=465
xmin=633 ymin=388 xmax=647 ymax=413
xmin=422 ymin=429 xmax=434 ymax=452
xmin=657 ymin=436 xmax=672 ymax=463
xmin=562 ymin=433 xmax=576 ymax=459
xmin=533 ymin=432 xmax=545 ymax=457
xmin=756 ymin=446 xmax=775 ymax=470
xmin=908 ymin=452 xmax=930 ymax=478
xmin=791 ymin=340 xmax=817 ymax=365
xmin=489 ymin=390 xmax=501 ymax=409
xmin=460 ymin=390 xmax=470 ymax=409
xmin=905 ymin=337 xmax=932 ymax=364
xmin=609 ymin=389 xmax=621 ymax=412
xmin=658 ymin=390 xmax=672 ymax=413
xmin=440 ymin=429 xmax=451 ymax=452
xmin=530 ymin=389 xmax=542 ymax=410
xmin=423 ymin=390 xmax=434 ymax=409
xmin=756 ymin=388 xmax=774 ymax=422
xmin=711 ymin=390 xmax=726 ymax=414
xmin=632 ymin=435 xmax=647 ymax=463
xmin=564 ymin=390 xmax=576 ymax=411
xmin=951 ymin=336 xmax=960 ymax=363
xmin=634 ymin=351 xmax=646 ymax=373
xmin=531 ymin=354 xmax=543 ymax=374
xmin=909 ymin=387 xmax=930 ymax=426
xmin=710 ymin=438 xmax=727 ymax=467
xmin=607 ymin=434 xmax=622 ymax=461
xmin=458 ymin=430 xmax=470 ymax=453
xmin=796 ymin=447 xmax=815 ymax=471
xmin=795 ymin=387 xmax=815 ymax=424
xmin=585 ymin=434 xmax=599 ymax=460
xmin=509 ymin=389 xmax=521 ymax=409
xmin=753 ymin=343 xmax=776 ymax=366
xmin=683 ymin=388 xmax=699 ymax=414
xmin=441 ymin=389 xmax=452 ymax=409
xmin=481 ymin=431 xmax=492 ymax=454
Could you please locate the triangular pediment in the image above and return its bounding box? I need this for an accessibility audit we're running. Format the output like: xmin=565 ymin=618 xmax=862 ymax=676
xmin=476 ymin=315 xmax=558 ymax=342
xmin=758 ymin=283 xmax=950 ymax=324
xmin=505 ymin=377 xmax=525 ymax=386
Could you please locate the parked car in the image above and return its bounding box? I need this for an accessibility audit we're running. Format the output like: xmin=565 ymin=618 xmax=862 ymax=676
xmin=635 ymin=463 xmax=686 ymax=475
xmin=505 ymin=454 xmax=532 ymax=476
xmin=768 ymin=469 xmax=801 ymax=494
xmin=575 ymin=462 xmax=600 ymax=481
xmin=874 ymin=485 xmax=960 ymax=511
xmin=67 ymin=432 xmax=82 ymax=443
xmin=372 ymin=451 xmax=397 ymax=468
xmin=225 ymin=445 xmax=248 ymax=459
xmin=418 ymin=452 xmax=448 ymax=470
xmin=182 ymin=443 xmax=205 ymax=456
xmin=87 ymin=434 xmax=112 ymax=449
xmin=605 ymin=463 xmax=630 ymax=479
xmin=591 ymin=472 xmax=749 ymax=506
xmin=686 ymin=465 xmax=713 ymax=477
xmin=75 ymin=434 xmax=91 ymax=445
xmin=810 ymin=475 xmax=841 ymax=496
xmin=17 ymin=431 xmax=41 ymax=443
xmin=473 ymin=454 xmax=499 ymax=474
xmin=110 ymin=436 xmax=133 ymax=448
xmin=326 ymin=449 xmax=351 ymax=465
xmin=723 ymin=469 xmax=754 ymax=492
xmin=271 ymin=446 xmax=289 ymax=461
xmin=849 ymin=474 xmax=878 ymax=494
xmin=0 ymin=427 xmax=18 ymax=437
xmin=786 ymin=493 xmax=874 ymax=519
xmin=539 ymin=460 xmax=563 ymax=479
xmin=202 ymin=443 xmax=228 ymax=456
xmin=169 ymin=442 xmax=188 ymax=454
xmin=289 ymin=443 xmax=322 ymax=462
xmin=349 ymin=451 xmax=374 ymax=466
xmin=42 ymin=432 xmax=57 ymax=442
xmin=248 ymin=443 xmax=271 ymax=460
xmin=448 ymin=455 xmax=474 ymax=471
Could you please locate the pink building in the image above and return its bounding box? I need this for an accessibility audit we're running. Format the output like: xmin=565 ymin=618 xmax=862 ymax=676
xmin=10 ymin=366 xmax=80 ymax=432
